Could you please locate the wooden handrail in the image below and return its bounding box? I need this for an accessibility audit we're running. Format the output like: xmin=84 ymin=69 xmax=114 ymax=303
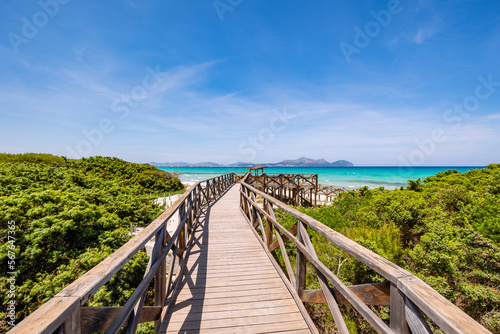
xmin=9 ymin=173 xmax=237 ymax=334
xmin=239 ymin=181 xmax=492 ymax=334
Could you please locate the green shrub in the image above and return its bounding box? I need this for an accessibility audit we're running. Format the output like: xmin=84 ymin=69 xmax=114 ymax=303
xmin=0 ymin=153 xmax=184 ymax=331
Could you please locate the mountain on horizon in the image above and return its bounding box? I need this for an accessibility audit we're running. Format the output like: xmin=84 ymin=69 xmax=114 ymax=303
xmin=151 ymin=161 xmax=224 ymax=167
xmin=271 ymin=157 xmax=353 ymax=167
xmin=151 ymin=157 xmax=353 ymax=168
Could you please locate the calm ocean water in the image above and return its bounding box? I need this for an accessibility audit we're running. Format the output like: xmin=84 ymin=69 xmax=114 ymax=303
xmin=157 ymin=166 xmax=484 ymax=190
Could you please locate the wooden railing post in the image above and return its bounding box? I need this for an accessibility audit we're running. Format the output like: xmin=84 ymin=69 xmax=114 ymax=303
xmin=154 ymin=226 xmax=167 ymax=331
xmin=265 ymin=201 xmax=273 ymax=251
xmin=206 ymin=180 xmax=211 ymax=202
xmin=390 ymin=284 xmax=410 ymax=334
xmin=242 ymin=186 xmax=250 ymax=217
xmin=61 ymin=307 xmax=81 ymax=334
xmin=178 ymin=202 xmax=186 ymax=256
xmin=188 ymin=192 xmax=193 ymax=231
xmin=197 ymin=185 xmax=202 ymax=212
xmin=193 ymin=187 xmax=198 ymax=218
xmin=295 ymin=220 xmax=307 ymax=296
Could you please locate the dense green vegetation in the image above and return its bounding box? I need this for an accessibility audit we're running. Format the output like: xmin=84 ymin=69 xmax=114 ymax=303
xmin=276 ymin=164 xmax=500 ymax=333
xmin=0 ymin=153 xmax=183 ymax=332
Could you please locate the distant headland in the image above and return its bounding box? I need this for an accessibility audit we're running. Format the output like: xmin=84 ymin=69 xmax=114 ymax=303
xmin=151 ymin=157 xmax=354 ymax=168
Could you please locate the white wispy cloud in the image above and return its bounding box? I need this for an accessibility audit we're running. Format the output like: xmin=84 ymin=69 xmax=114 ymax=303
xmin=413 ymin=28 xmax=435 ymax=44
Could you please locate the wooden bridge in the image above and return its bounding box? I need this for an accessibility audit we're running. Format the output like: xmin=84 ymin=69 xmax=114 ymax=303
xmin=9 ymin=173 xmax=492 ymax=334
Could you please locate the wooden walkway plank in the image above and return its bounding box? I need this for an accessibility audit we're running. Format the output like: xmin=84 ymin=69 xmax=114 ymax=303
xmin=161 ymin=184 xmax=316 ymax=333
xmin=166 ymin=313 xmax=307 ymax=331
xmin=169 ymin=299 xmax=298 ymax=315
xmin=177 ymin=321 xmax=311 ymax=334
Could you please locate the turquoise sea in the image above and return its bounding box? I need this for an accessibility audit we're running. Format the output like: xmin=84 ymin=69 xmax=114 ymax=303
xmin=157 ymin=166 xmax=484 ymax=190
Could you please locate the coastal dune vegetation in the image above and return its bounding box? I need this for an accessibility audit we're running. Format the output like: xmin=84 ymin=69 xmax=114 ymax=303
xmin=275 ymin=164 xmax=500 ymax=333
xmin=0 ymin=153 xmax=183 ymax=332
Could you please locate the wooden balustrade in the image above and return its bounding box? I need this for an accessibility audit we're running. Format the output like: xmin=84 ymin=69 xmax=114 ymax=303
xmin=10 ymin=172 xmax=492 ymax=334
xmin=9 ymin=173 xmax=236 ymax=334
xmin=239 ymin=181 xmax=492 ymax=334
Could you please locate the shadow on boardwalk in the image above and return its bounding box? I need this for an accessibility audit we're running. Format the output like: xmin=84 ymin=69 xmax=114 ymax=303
xmin=159 ymin=184 xmax=313 ymax=334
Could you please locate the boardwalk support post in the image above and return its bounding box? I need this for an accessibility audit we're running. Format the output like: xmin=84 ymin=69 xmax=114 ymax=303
xmin=265 ymin=201 xmax=274 ymax=251
xmin=61 ymin=308 xmax=81 ymax=334
xmin=390 ymin=283 xmax=410 ymax=334
xmin=295 ymin=220 xmax=307 ymax=298
xmin=154 ymin=226 xmax=167 ymax=332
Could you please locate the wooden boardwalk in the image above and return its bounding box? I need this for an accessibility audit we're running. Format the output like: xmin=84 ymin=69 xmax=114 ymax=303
xmin=161 ymin=184 xmax=316 ymax=334
xmin=11 ymin=174 xmax=492 ymax=334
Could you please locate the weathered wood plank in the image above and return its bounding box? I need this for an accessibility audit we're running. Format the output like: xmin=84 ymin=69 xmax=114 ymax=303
xmin=265 ymin=201 xmax=274 ymax=250
xmin=166 ymin=312 xmax=306 ymax=331
xmin=296 ymin=220 xmax=307 ymax=296
xmin=390 ymin=283 xmax=410 ymax=334
xmin=169 ymin=320 xmax=310 ymax=334
xmin=300 ymin=282 xmax=391 ymax=306
xmin=405 ymin=297 xmax=432 ymax=334
xmin=175 ymin=283 xmax=289 ymax=299
xmin=169 ymin=298 xmax=297 ymax=315
xmin=184 ymin=255 xmax=270 ymax=263
xmin=8 ymin=297 xmax=80 ymax=334
xmin=181 ymin=267 xmax=277 ymax=277
xmin=175 ymin=276 xmax=286 ymax=289
xmin=183 ymin=253 xmax=270 ymax=262
xmin=80 ymin=306 xmax=161 ymax=334
xmin=62 ymin=307 xmax=81 ymax=334
xmin=184 ymin=271 xmax=279 ymax=282
xmin=173 ymin=291 xmax=296 ymax=305
xmin=154 ymin=228 xmax=167 ymax=331
xmin=167 ymin=304 xmax=300 ymax=323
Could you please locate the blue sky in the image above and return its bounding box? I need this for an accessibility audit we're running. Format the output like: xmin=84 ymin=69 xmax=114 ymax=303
xmin=1 ymin=0 xmax=499 ymax=166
